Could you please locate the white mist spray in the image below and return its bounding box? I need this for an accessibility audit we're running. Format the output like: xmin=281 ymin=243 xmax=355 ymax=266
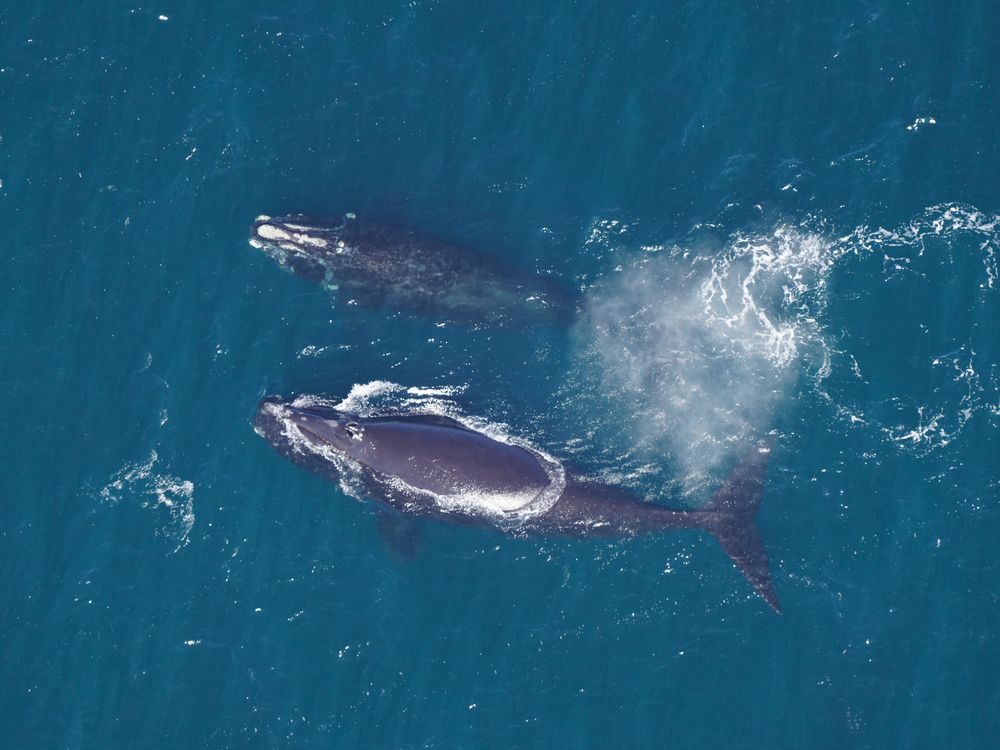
xmin=579 ymin=225 xmax=837 ymax=493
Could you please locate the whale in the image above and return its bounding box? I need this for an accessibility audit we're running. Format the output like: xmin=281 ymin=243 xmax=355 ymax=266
xmin=249 ymin=214 xmax=576 ymax=325
xmin=254 ymin=395 xmax=782 ymax=612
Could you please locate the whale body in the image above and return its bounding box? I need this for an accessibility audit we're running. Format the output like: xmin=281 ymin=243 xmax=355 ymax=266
xmin=255 ymin=396 xmax=782 ymax=612
xmin=249 ymin=214 xmax=575 ymax=325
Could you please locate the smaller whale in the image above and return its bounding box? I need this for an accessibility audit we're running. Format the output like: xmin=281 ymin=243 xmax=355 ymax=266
xmin=249 ymin=214 xmax=576 ymax=325
xmin=255 ymin=396 xmax=782 ymax=612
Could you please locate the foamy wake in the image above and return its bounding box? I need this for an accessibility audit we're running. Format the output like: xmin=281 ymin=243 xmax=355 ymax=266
xmin=100 ymin=450 xmax=195 ymax=551
xmin=839 ymin=204 xmax=999 ymax=453
xmin=577 ymin=204 xmax=999 ymax=487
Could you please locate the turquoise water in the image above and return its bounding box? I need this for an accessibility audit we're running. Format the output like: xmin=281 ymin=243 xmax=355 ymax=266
xmin=2 ymin=2 xmax=999 ymax=747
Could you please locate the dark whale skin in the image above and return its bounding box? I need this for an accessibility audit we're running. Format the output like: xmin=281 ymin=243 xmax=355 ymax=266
xmin=255 ymin=396 xmax=782 ymax=612
xmin=249 ymin=214 xmax=576 ymax=325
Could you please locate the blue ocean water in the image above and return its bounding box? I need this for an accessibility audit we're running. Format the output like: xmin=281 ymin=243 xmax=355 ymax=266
xmin=2 ymin=1 xmax=998 ymax=747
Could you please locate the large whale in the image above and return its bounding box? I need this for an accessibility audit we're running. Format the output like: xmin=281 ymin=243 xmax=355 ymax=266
xmin=249 ymin=214 xmax=575 ymax=325
xmin=255 ymin=396 xmax=782 ymax=612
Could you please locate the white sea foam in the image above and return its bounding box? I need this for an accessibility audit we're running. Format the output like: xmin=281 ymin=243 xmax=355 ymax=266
xmin=906 ymin=116 xmax=937 ymax=132
xmin=838 ymin=204 xmax=1000 ymax=453
xmin=577 ymin=203 xmax=1000 ymax=481
xmin=100 ymin=450 xmax=195 ymax=550
xmin=297 ymin=345 xmax=328 ymax=358
xmin=580 ymin=222 xmax=836 ymax=489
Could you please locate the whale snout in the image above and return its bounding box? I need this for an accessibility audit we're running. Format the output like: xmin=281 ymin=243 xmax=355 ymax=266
xmin=248 ymin=215 xmax=274 ymax=250
xmin=287 ymin=405 xmax=363 ymax=447
xmin=254 ymin=396 xmax=291 ymax=439
xmin=255 ymin=397 xmax=361 ymax=454
xmin=249 ymin=215 xmax=332 ymax=253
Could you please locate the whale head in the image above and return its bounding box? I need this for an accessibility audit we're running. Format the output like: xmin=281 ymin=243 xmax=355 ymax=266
xmin=249 ymin=215 xmax=351 ymax=283
xmin=254 ymin=396 xmax=366 ymax=464
xmin=249 ymin=215 xmax=334 ymax=251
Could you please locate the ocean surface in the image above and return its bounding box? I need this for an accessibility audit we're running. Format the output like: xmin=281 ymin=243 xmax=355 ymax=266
xmin=2 ymin=2 xmax=998 ymax=748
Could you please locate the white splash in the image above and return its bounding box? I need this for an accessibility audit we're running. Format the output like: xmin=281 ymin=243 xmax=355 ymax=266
xmin=297 ymin=345 xmax=328 ymax=358
xmin=836 ymin=204 xmax=1000 ymax=453
xmin=326 ymin=380 xmax=467 ymax=419
xmin=100 ymin=450 xmax=195 ymax=550
xmin=581 ymin=224 xmax=836 ymax=488
xmin=906 ymin=116 xmax=937 ymax=132
xmin=577 ymin=203 xmax=1000 ymax=477
xmin=886 ymin=406 xmax=950 ymax=449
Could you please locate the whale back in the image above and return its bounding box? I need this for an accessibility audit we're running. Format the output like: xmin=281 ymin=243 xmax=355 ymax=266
xmin=250 ymin=215 xmax=578 ymax=324
xmin=345 ymin=415 xmax=551 ymax=498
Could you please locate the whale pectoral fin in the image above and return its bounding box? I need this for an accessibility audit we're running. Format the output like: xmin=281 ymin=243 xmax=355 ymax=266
xmin=376 ymin=510 xmax=423 ymax=562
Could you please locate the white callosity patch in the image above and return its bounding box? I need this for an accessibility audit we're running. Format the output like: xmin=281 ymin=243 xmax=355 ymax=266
xmin=293 ymin=233 xmax=328 ymax=248
xmin=100 ymin=450 xmax=195 ymax=551
xmin=256 ymin=224 xmax=291 ymax=241
xmin=256 ymin=222 xmax=328 ymax=248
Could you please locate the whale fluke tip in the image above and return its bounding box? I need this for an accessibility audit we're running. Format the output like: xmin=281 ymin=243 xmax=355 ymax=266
xmin=702 ymin=442 xmax=782 ymax=613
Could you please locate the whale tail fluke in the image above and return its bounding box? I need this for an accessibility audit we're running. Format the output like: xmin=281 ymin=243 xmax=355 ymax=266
xmin=701 ymin=442 xmax=782 ymax=613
